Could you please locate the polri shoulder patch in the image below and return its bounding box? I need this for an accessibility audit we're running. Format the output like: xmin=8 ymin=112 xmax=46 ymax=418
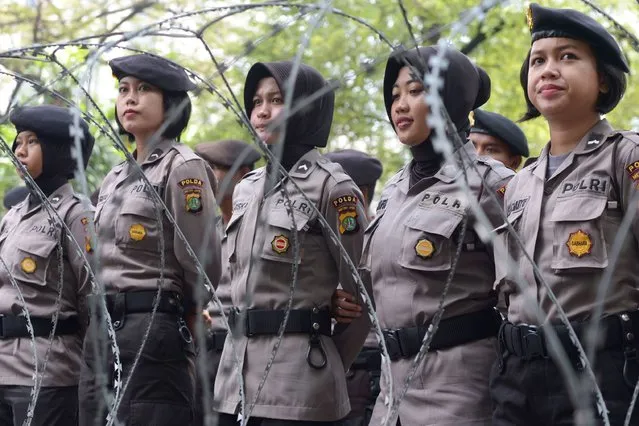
xmin=626 ymin=160 xmax=639 ymax=186
xmin=333 ymin=194 xmax=360 ymax=235
xmin=185 ymin=189 xmax=203 ymax=213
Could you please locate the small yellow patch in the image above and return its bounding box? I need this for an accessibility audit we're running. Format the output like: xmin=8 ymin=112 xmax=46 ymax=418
xmin=415 ymin=239 xmax=435 ymax=259
xmin=271 ymin=235 xmax=290 ymax=254
xmin=526 ymin=5 xmax=533 ymax=31
xmin=21 ymin=257 xmax=36 ymax=274
xmin=129 ymin=223 xmax=146 ymax=241
xmin=566 ymin=229 xmax=592 ymax=258
xmin=468 ymin=111 xmax=475 ymax=127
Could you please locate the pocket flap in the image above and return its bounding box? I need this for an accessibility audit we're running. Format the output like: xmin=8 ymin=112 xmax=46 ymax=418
xmin=550 ymin=196 xmax=607 ymax=222
xmin=120 ymin=200 xmax=163 ymax=219
xmin=267 ymin=211 xmax=310 ymax=232
xmin=15 ymin=234 xmax=57 ymax=258
xmin=404 ymin=208 xmax=463 ymax=238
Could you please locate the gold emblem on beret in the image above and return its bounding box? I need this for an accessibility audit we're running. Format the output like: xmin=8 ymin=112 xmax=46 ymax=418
xmin=526 ymin=5 xmax=533 ymax=31
xmin=415 ymin=238 xmax=435 ymax=259
xmin=469 ymin=111 xmax=475 ymax=127
xmin=20 ymin=257 xmax=36 ymax=274
xmin=129 ymin=223 xmax=146 ymax=241
xmin=566 ymin=230 xmax=592 ymax=257
xmin=272 ymin=235 xmax=290 ymax=254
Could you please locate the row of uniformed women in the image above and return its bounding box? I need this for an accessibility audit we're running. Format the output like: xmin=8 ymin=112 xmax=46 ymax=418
xmin=1 ymin=3 xmax=639 ymax=426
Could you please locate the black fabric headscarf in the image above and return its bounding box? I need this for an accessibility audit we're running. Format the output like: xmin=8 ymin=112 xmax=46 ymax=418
xmin=243 ymin=61 xmax=335 ymax=171
xmin=382 ymin=46 xmax=491 ymax=185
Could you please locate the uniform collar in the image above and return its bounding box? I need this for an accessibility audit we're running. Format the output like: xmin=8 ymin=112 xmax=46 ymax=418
xmin=530 ymin=118 xmax=615 ymax=181
xmin=132 ymin=138 xmax=176 ymax=166
xmin=20 ymin=183 xmax=73 ymax=215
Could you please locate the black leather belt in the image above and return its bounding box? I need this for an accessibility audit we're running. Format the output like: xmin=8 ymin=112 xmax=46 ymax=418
xmin=0 ymin=315 xmax=79 ymax=339
xmin=206 ymin=330 xmax=227 ymax=352
xmin=228 ymin=307 xmax=331 ymax=337
xmin=382 ymin=308 xmax=502 ymax=361
xmin=105 ymin=290 xmax=183 ymax=316
xmin=351 ymin=347 xmax=382 ymax=371
xmin=499 ymin=312 xmax=639 ymax=361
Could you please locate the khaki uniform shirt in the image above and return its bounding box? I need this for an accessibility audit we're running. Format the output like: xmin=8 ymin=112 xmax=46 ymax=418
xmin=96 ymin=139 xmax=220 ymax=311
xmin=214 ymin=149 xmax=371 ymax=421
xmin=497 ymin=119 xmax=639 ymax=325
xmin=0 ymin=183 xmax=94 ymax=386
xmin=363 ymin=143 xmax=513 ymax=425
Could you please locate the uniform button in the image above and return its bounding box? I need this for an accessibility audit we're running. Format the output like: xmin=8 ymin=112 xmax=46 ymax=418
xmin=312 ymin=322 xmax=320 ymax=330
xmin=622 ymin=314 xmax=630 ymax=322
xmin=312 ymin=307 xmax=319 ymax=314
xmin=113 ymin=320 xmax=121 ymax=328
xmin=627 ymin=333 xmax=635 ymax=342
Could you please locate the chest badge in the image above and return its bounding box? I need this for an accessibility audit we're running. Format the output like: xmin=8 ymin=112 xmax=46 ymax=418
xmin=271 ymin=235 xmax=290 ymax=254
xmin=415 ymin=238 xmax=435 ymax=259
xmin=129 ymin=223 xmax=147 ymax=241
xmin=566 ymin=229 xmax=592 ymax=257
xmin=20 ymin=257 xmax=37 ymax=274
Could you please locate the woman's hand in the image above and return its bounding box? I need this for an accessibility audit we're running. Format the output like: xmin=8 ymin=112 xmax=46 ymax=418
xmin=331 ymin=289 xmax=362 ymax=324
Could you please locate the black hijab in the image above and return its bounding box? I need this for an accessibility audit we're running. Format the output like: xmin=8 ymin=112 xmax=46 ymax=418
xmin=243 ymin=61 xmax=335 ymax=171
xmin=382 ymin=46 xmax=491 ymax=185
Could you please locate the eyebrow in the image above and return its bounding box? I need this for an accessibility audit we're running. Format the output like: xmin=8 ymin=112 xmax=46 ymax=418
xmin=531 ymin=43 xmax=580 ymax=56
xmin=253 ymin=90 xmax=282 ymax=98
xmin=392 ymin=78 xmax=423 ymax=89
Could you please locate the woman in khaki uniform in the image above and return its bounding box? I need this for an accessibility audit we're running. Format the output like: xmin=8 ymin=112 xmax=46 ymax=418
xmin=0 ymin=105 xmax=95 ymax=425
xmin=213 ymin=61 xmax=371 ymax=425
xmin=361 ymin=46 xmax=513 ymax=426
xmin=78 ymin=54 xmax=221 ymax=425
xmin=491 ymin=4 xmax=639 ymax=425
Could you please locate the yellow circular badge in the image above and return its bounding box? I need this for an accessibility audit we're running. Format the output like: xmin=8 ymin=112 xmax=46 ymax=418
xmin=271 ymin=235 xmax=290 ymax=254
xmin=415 ymin=239 xmax=435 ymax=259
xmin=129 ymin=223 xmax=147 ymax=241
xmin=566 ymin=229 xmax=592 ymax=258
xmin=21 ymin=257 xmax=36 ymax=274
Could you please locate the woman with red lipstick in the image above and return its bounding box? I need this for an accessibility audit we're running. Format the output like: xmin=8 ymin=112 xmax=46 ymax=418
xmin=358 ymin=46 xmax=513 ymax=425
xmin=78 ymin=54 xmax=221 ymax=426
xmin=490 ymin=4 xmax=638 ymax=425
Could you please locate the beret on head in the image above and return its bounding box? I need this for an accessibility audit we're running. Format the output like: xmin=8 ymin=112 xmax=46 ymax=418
xmin=383 ymin=46 xmax=491 ymax=132
xmin=527 ymin=3 xmax=629 ymax=73
xmin=324 ymin=149 xmax=383 ymax=187
xmin=471 ymin=109 xmax=529 ymax=157
xmin=195 ymin=139 xmax=261 ymax=168
xmin=10 ymin=105 xmax=95 ymax=173
xmin=109 ymin=54 xmax=196 ymax=91
xmin=243 ymin=61 xmax=335 ymax=148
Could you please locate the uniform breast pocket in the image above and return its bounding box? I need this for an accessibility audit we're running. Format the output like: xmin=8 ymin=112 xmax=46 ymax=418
xmin=12 ymin=235 xmax=57 ymax=286
xmin=398 ymin=208 xmax=463 ymax=272
xmin=260 ymin=213 xmax=310 ymax=264
xmin=115 ymin=200 xmax=161 ymax=252
xmin=550 ymin=196 xmax=608 ymax=270
xmin=494 ymin=208 xmax=524 ymax=282
xmin=225 ymin=211 xmax=245 ymax=264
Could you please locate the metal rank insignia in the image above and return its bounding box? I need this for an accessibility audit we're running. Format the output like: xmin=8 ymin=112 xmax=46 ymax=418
xmin=415 ymin=238 xmax=435 ymax=259
xmin=21 ymin=257 xmax=36 ymax=274
xmin=271 ymin=234 xmax=290 ymax=254
xmin=526 ymin=5 xmax=533 ymax=30
xmin=129 ymin=223 xmax=146 ymax=241
xmin=566 ymin=229 xmax=592 ymax=257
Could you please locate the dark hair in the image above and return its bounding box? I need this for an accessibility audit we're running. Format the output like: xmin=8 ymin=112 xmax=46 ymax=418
xmin=518 ymin=48 xmax=627 ymax=122
xmin=115 ymin=90 xmax=192 ymax=141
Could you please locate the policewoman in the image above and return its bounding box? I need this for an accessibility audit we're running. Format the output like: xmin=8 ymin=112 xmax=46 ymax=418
xmin=78 ymin=54 xmax=221 ymax=425
xmin=469 ymin=109 xmax=529 ymax=171
xmin=491 ymin=4 xmax=639 ymax=424
xmin=213 ymin=61 xmax=371 ymax=425
xmin=362 ymin=46 xmax=513 ymax=425
xmin=192 ymin=139 xmax=260 ymax=425
xmin=326 ymin=149 xmax=383 ymax=426
xmin=0 ymin=105 xmax=95 ymax=425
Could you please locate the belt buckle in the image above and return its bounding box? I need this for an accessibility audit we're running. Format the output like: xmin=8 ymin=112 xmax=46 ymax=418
xmin=521 ymin=325 xmax=545 ymax=360
xmin=383 ymin=329 xmax=402 ymax=361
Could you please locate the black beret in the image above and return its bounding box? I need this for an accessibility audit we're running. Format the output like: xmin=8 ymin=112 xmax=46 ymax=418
xmin=527 ymin=3 xmax=629 ymax=73
xmin=195 ymin=140 xmax=261 ymax=168
xmin=109 ymin=54 xmax=196 ymax=91
xmin=324 ymin=149 xmax=383 ymax=187
xmin=471 ymin=109 xmax=529 ymax=157
xmin=3 ymin=186 xmax=29 ymax=209
xmin=10 ymin=105 xmax=95 ymax=170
